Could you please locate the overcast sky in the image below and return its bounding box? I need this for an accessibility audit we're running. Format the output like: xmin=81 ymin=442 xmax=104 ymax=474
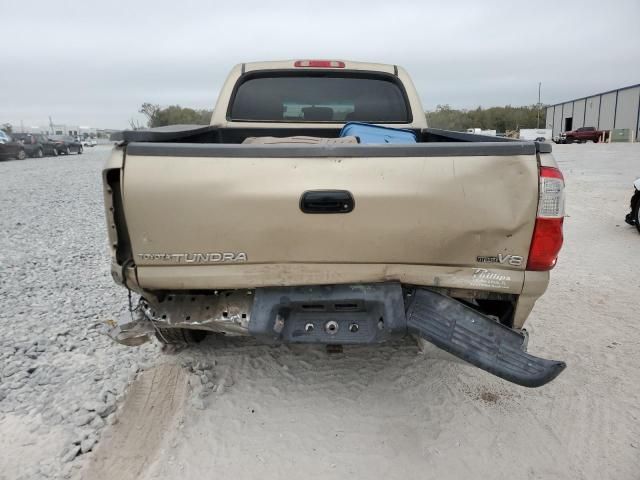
xmin=2 ymin=0 xmax=639 ymax=129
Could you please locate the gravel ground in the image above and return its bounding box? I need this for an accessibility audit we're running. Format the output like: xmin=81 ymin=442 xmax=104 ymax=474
xmin=0 ymin=147 xmax=157 ymax=480
xmin=1 ymin=143 xmax=639 ymax=480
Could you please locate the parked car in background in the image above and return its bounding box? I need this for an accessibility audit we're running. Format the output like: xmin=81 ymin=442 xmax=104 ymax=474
xmin=0 ymin=131 xmax=27 ymax=160
xmin=11 ymin=133 xmax=58 ymax=157
xmin=625 ymin=178 xmax=640 ymax=233
xmin=556 ymin=126 xmax=608 ymax=144
xmin=49 ymin=135 xmax=83 ymax=155
xmin=82 ymin=138 xmax=97 ymax=147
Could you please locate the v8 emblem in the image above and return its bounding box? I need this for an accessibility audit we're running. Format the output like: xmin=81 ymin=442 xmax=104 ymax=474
xmin=498 ymin=254 xmax=523 ymax=267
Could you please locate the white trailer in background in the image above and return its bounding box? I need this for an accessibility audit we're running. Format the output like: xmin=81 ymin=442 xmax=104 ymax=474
xmin=519 ymin=128 xmax=552 ymax=141
xmin=466 ymin=128 xmax=497 ymax=136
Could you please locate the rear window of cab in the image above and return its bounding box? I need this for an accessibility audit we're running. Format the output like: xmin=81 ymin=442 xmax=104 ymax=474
xmin=229 ymin=72 xmax=411 ymax=123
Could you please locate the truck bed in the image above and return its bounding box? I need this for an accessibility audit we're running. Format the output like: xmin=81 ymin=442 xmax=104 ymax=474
xmin=112 ymin=124 xmax=552 ymax=153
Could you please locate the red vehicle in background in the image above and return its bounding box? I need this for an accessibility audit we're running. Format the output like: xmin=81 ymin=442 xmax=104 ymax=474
xmin=558 ymin=126 xmax=608 ymax=144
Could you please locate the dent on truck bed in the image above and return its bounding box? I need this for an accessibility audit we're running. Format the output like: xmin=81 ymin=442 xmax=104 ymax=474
xmin=102 ymin=147 xmax=136 ymax=288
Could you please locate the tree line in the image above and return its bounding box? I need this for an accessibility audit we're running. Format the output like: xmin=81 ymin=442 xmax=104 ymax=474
xmin=134 ymin=103 xmax=546 ymax=132
xmin=134 ymin=103 xmax=213 ymax=129
xmin=426 ymin=104 xmax=545 ymax=132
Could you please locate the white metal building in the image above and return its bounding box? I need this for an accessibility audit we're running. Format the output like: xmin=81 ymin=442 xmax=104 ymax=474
xmin=51 ymin=124 xmax=80 ymax=136
xmin=546 ymin=83 xmax=640 ymax=140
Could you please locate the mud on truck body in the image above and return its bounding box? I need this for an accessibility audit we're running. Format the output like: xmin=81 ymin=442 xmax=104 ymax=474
xmin=105 ymin=60 xmax=566 ymax=387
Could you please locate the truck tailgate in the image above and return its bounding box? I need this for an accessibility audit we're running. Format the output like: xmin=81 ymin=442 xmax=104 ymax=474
xmin=122 ymin=144 xmax=539 ymax=287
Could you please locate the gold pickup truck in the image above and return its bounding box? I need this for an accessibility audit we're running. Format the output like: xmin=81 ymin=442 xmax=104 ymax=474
xmin=105 ymin=60 xmax=566 ymax=387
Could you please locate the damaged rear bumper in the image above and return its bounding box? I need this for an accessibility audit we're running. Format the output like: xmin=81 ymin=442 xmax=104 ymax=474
xmin=108 ymin=283 xmax=565 ymax=387
xmin=406 ymin=289 xmax=565 ymax=387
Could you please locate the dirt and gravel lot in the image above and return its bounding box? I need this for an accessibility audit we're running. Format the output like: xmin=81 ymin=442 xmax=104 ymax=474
xmin=0 ymin=143 xmax=639 ymax=480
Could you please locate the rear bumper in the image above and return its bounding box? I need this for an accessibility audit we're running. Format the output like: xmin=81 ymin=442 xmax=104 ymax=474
xmin=110 ymin=283 xmax=565 ymax=387
xmin=406 ymin=289 xmax=565 ymax=387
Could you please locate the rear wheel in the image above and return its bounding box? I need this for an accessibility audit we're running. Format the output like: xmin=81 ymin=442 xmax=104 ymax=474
xmin=155 ymin=328 xmax=208 ymax=345
xmin=634 ymin=196 xmax=640 ymax=234
xmin=16 ymin=149 xmax=26 ymax=160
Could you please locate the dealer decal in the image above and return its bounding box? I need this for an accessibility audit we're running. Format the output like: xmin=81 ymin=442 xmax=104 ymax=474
xmin=468 ymin=268 xmax=512 ymax=289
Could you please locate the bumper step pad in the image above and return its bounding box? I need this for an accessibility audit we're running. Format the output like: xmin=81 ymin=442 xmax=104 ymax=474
xmin=406 ymin=289 xmax=566 ymax=388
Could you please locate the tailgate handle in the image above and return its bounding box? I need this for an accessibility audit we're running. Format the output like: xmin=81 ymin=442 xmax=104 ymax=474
xmin=300 ymin=190 xmax=354 ymax=214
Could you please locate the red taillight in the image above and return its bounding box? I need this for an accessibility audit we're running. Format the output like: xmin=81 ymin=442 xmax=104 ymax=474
xmin=538 ymin=166 xmax=563 ymax=180
xmin=527 ymin=166 xmax=565 ymax=271
xmin=294 ymin=60 xmax=345 ymax=68
xmin=527 ymin=218 xmax=564 ymax=270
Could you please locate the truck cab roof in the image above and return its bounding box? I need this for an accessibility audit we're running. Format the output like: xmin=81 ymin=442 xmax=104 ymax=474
xmin=242 ymin=59 xmax=398 ymax=75
xmin=211 ymin=60 xmax=427 ymax=129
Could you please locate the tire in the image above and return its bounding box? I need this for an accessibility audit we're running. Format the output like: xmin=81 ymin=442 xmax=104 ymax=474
xmin=594 ymin=138 xmax=599 ymax=143
xmin=78 ymin=146 xmax=83 ymax=154
xmin=36 ymin=148 xmax=43 ymax=158
xmin=65 ymin=146 xmax=71 ymax=155
xmin=155 ymin=328 xmax=208 ymax=345
xmin=633 ymin=195 xmax=640 ymax=234
xmin=16 ymin=149 xmax=26 ymax=160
